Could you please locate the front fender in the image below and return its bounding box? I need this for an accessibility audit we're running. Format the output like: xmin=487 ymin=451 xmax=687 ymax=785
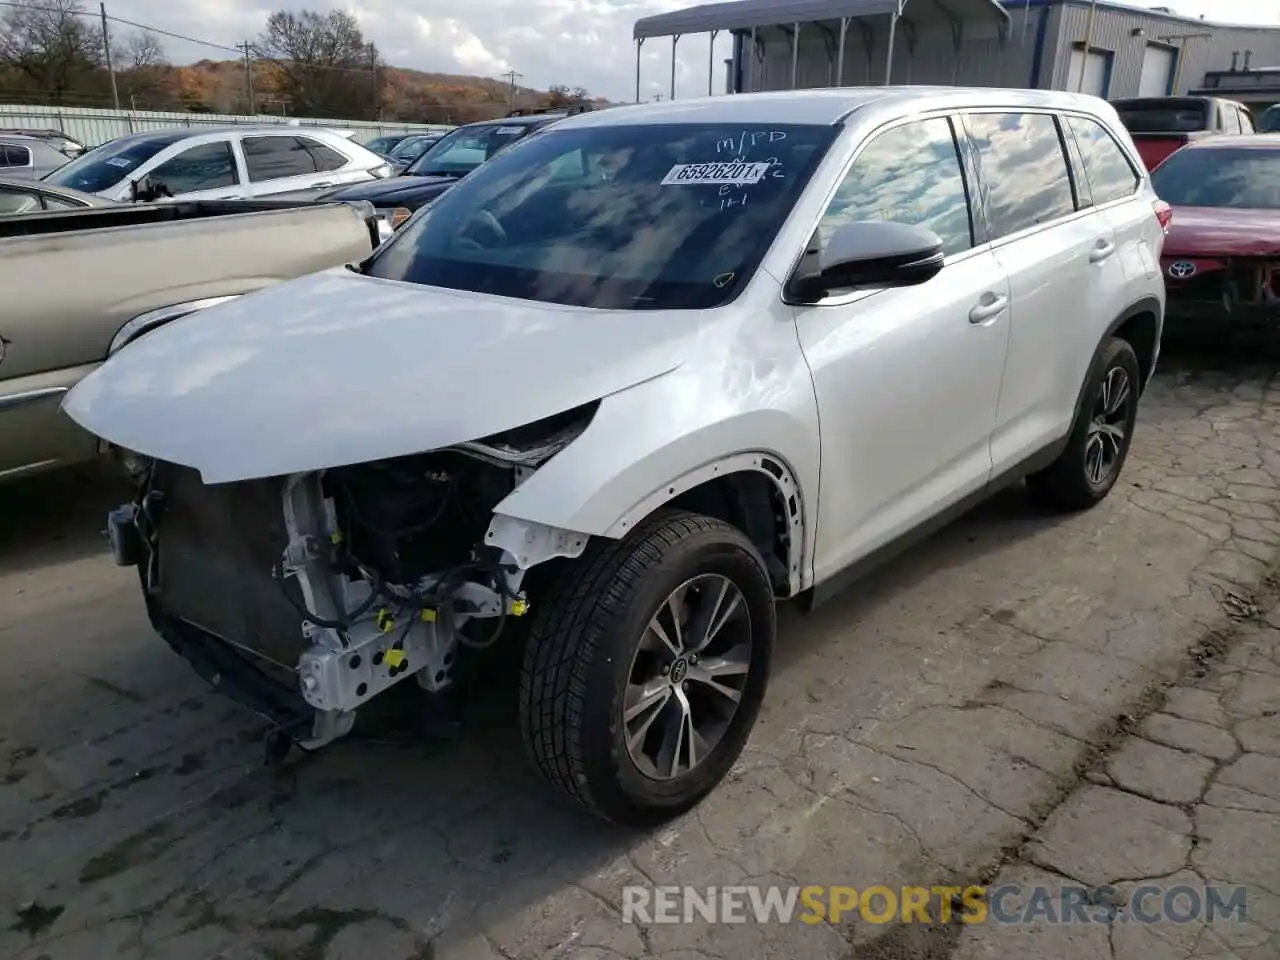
xmin=489 ymin=362 xmax=821 ymax=589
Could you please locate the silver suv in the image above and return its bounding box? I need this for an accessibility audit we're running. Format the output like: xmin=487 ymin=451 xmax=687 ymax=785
xmin=43 ymin=125 xmax=392 ymax=203
xmin=68 ymin=87 xmax=1167 ymax=825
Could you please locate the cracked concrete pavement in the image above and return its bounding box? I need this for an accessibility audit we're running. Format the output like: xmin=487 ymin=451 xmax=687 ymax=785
xmin=1 ymin=352 xmax=1279 ymax=960
xmin=955 ymin=601 xmax=1280 ymax=960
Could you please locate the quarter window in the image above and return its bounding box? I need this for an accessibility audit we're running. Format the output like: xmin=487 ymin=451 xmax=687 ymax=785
xmin=1068 ymin=116 xmax=1140 ymax=205
xmin=967 ymin=112 xmax=1076 ymax=238
xmin=818 ymin=117 xmax=974 ymax=257
xmin=149 ymin=141 xmax=238 ymax=194
xmin=301 ymin=138 xmax=349 ymax=172
xmin=0 ymin=144 xmax=32 ymax=167
xmin=242 ymin=136 xmax=328 ymax=181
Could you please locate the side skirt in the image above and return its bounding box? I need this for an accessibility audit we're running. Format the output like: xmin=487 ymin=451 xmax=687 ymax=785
xmin=801 ymin=436 xmax=1069 ymax=612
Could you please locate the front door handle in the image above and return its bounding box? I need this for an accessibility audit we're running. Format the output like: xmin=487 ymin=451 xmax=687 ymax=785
xmin=969 ymin=293 xmax=1008 ymax=324
xmin=312 ymin=181 xmax=335 ymax=189
xmin=1089 ymin=239 xmax=1117 ymax=263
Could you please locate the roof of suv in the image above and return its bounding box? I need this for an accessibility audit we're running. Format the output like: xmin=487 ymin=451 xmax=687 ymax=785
xmin=99 ymin=125 xmax=361 ymax=146
xmin=556 ymin=87 xmax=1117 ymax=129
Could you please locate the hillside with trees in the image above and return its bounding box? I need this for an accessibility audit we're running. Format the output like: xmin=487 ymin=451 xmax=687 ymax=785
xmin=0 ymin=0 xmax=602 ymax=123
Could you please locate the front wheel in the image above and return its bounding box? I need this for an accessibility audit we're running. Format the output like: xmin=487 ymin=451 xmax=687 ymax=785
xmin=519 ymin=510 xmax=775 ymax=826
xmin=1026 ymin=336 xmax=1141 ymax=511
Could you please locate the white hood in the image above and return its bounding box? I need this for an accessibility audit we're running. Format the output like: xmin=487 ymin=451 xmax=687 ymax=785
xmin=64 ymin=270 xmax=693 ymax=483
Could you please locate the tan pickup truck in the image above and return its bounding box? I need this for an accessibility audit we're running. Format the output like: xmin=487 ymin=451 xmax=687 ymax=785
xmin=0 ymin=200 xmax=379 ymax=482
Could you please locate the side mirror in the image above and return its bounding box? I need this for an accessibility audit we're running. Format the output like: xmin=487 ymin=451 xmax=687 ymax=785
xmin=788 ymin=220 xmax=946 ymax=303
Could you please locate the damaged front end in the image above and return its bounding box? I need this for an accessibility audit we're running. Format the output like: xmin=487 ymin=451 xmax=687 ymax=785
xmin=107 ymin=404 xmax=596 ymax=749
xmin=1164 ymin=256 xmax=1280 ymax=327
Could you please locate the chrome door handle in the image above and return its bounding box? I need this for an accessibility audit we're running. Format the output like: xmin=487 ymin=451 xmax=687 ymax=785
xmin=1089 ymin=240 xmax=1116 ymax=263
xmin=312 ymin=181 xmax=335 ymax=189
xmin=969 ymin=294 xmax=1008 ymax=324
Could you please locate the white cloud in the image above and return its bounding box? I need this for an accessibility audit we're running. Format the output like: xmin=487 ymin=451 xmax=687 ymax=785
xmin=106 ymin=0 xmax=1280 ymax=103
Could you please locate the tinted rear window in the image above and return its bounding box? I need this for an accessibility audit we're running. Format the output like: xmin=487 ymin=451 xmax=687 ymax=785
xmin=1151 ymin=147 xmax=1280 ymax=208
xmin=1115 ymin=102 xmax=1207 ymax=133
xmin=368 ymin=123 xmax=836 ymax=310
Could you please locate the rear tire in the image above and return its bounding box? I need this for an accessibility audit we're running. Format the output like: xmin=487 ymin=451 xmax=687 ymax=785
xmin=1026 ymin=336 xmax=1141 ymax=511
xmin=519 ymin=510 xmax=775 ymax=826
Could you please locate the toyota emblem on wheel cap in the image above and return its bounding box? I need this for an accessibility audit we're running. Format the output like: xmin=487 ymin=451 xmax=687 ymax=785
xmin=1168 ymin=261 xmax=1197 ymax=279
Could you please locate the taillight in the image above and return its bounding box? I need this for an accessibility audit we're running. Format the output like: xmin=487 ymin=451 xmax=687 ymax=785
xmin=1153 ymin=199 xmax=1173 ymax=233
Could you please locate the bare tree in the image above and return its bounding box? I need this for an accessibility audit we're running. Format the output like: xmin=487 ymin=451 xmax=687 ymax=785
xmin=254 ymin=9 xmax=380 ymax=118
xmin=117 ymin=29 xmax=166 ymax=71
xmin=0 ymin=0 xmax=104 ymax=103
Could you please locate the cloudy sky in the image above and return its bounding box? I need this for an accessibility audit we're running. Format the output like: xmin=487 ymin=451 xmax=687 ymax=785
xmin=106 ymin=0 xmax=1280 ymax=103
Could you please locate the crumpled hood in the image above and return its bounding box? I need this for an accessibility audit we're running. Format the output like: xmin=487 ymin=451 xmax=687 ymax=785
xmin=318 ymin=175 xmax=459 ymax=208
xmin=1164 ymin=206 xmax=1280 ymax=258
xmin=63 ymin=270 xmax=693 ymax=484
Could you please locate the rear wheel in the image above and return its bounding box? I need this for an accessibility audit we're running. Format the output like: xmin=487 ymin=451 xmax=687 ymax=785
xmin=1027 ymin=336 xmax=1141 ymax=511
xmin=519 ymin=510 xmax=775 ymax=825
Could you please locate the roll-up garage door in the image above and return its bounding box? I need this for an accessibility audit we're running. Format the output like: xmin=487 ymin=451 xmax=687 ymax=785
xmin=1068 ymin=47 xmax=1109 ymax=97
xmin=1139 ymin=45 xmax=1175 ymax=97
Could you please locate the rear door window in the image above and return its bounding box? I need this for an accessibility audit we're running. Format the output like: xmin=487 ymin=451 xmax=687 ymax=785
xmin=966 ymin=112 xmax=1076 ymax=239
xmin=242 ymin=136 xmax=321 ymax=182
xmin=149 ymin=141 xmax=239 ymax=194
xmin=1067 ymin=116 xmax=1140 ymax=205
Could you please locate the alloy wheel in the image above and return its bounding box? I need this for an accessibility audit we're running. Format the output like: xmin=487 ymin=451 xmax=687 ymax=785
xmin=1085 ymin=365 xmax=1132 ymax=486
xmin=622 ymin=574 xmax=753 ymax=780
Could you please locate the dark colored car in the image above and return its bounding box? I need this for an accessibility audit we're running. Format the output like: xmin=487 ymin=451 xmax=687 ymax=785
xmin=316 ymin=113 xmax=571 ymax=220
xmin=1112 ymin=96 xmax=1254 ymax=171
xmin=1151 ymin=135 xmax=1280 ymax=326
xmin=363 ymin=133 xmax=415 ymax=156
xmin=386 ymin=133 xmax=443 ymax=172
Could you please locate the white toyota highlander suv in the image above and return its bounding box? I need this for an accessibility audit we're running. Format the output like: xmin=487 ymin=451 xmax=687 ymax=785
xmin=65 ymin=87 xmax=1168 ymax=825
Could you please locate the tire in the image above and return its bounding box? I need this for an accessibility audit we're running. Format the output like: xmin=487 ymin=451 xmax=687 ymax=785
xmin=1026 ymin=336 xmax=1141 ymax=511
xmin=519 ymin=509 xmax=775 ymax=826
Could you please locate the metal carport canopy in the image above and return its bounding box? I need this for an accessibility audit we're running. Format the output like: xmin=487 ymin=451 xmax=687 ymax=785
xmin=631 ymin=0 xmax=1011 ymax=99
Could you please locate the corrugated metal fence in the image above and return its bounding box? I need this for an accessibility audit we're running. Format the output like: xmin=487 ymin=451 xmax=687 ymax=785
xmin=0 ymin=104 xmax=451 ymax=147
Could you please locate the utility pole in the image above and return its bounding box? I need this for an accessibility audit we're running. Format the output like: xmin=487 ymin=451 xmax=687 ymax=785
xmin=100 ymin=3 xmax=121 ymax=111
xmin=502 ymin=69 xmax=522 ymax=112
xmin=369 ymin=43 xmax=380 ymax=119
xmin=240 ymin=42 xmax=255 ymax=115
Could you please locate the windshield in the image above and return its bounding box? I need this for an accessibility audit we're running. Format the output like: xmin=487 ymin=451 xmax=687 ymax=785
xmin=43 ymin=133 xmax=186 ymax=192
xmin=390 ymin=135 xmax=438 ymax=160
xmin=1152 ymin=147 xmax=1280 ymax=208
xmin=1115 ymin=102 xmax=1208 ymax=134
xmin=1259 ymin=107 xmax=1280 ymax=134
xmin=405 ymin=122 xmax=537 ymax=177
xmin=367 ymin=122 xmax=836 ymax=310
xmin=364 ymin=135 xmax=405 ymax=155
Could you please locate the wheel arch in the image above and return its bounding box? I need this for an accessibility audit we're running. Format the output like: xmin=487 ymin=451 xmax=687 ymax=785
xmin=1106 ymin=296 xmax=1162 ymax=394
xmin=486 ymin=450 xmax=811 ymax=600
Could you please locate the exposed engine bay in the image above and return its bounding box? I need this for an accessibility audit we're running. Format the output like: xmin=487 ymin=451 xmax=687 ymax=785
xmin=108 ymin=403 xmax=597 ymax=749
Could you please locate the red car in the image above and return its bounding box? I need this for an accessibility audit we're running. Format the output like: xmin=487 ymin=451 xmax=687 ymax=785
xmin=1151 ymin=135 xmax=1280 ymax=326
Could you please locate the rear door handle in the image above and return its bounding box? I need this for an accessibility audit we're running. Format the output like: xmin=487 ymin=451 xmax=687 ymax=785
xmin=969 ymin=294 xmax=1008 ymax=324
xmin=1089 ymin=239 xmax=1117 ymax=263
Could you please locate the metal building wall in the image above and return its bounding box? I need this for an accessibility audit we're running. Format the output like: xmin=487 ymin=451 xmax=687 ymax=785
xmin=1047 ymin=5 xmax=1280 ymax=97
xmin=0 ymin=104 xmax=449 ymax=149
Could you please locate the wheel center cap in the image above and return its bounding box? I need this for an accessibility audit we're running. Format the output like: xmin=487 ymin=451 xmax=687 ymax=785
xmin=669 ymin=657 xmax=689 ymax=684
